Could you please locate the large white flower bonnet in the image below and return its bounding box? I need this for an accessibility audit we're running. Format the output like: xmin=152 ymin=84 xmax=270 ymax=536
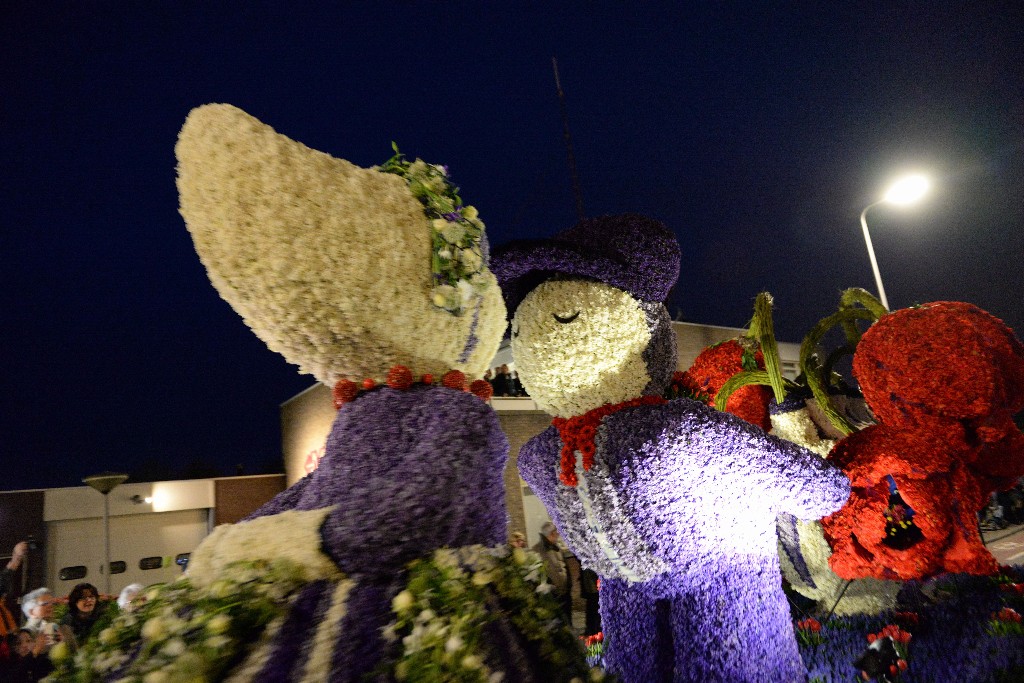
xmin=175 ymin=104 xmax=506 ymax=385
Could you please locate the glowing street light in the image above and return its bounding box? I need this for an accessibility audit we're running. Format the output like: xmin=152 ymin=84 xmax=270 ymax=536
xmin=859 ymin=174 xmax=930 ymax=310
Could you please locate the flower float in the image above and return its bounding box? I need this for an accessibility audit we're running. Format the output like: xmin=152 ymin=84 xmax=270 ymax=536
xmin=176 ymin=105 xmax=506 ymax=386
xmin=822 ymin=302 xmax=1024 ymax=581
xmin=492 ymin=215 xmax=850 ymax=682
xmin=854 ymin=623 xmax=911 ymax=683
xmin=796 ymin=575 xmax=1024 ymax=681
xmin=40 ymin=103 xmax=591 ymax=682
xmin=386 ymin=545 xmax=599 ymax=682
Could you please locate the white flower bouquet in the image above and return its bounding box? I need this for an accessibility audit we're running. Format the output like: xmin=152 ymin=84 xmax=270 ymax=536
xmin=46 ymin=558 xmax=308 ymax=683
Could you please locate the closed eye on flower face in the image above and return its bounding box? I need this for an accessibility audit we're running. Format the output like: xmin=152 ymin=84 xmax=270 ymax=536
xmin=553 ymin=311 xmax=580 ymax=324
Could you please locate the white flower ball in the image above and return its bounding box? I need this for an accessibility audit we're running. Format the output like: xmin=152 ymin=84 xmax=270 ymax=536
xmin=462 ymin=654 xmax=484 ymax=670
xmin=392 ymin=590 xmax=415 ymax=613
xmin=161 ymin=638 xmax=186 ymax=657
xmin=141 ymin=617 xmax=166 ymax=641
xmin=143 ymin=670 xmax=170 ymax=683
xmin=206 ymin=613 xmax=231 ymax=635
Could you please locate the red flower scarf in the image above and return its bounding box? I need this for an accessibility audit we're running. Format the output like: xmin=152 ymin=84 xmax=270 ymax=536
xmin=552 ymin=395 xmax=666 ymax=486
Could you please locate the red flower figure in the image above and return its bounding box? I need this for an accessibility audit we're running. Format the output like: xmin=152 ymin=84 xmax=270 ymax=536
xmin=469 ymin=379 xmax=493 ymax=401
xmin=332 ymin=379 xmax=360 ymax=408
xmin=823 ymin=302 xmax=1024 ymax=581
xmin=442 ymin=370 xmax=467 ymax=391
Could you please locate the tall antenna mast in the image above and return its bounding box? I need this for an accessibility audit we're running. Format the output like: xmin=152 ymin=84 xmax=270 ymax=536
xmin=552 ymin=57 xmax=585 ymax=221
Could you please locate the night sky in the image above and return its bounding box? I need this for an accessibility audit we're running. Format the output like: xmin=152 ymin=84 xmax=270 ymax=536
xmin=3 ymin=4 xmax=1022 ymax=490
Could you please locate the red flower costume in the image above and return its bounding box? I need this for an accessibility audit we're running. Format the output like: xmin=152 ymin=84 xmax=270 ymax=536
xmin=679 ymin=339 xmax=773 ymax=431
xmin=823 ymin=302 xmax=1024 ymax=580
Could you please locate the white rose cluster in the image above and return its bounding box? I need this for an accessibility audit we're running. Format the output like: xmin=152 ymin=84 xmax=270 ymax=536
xmin=186 ymin=507 xmax=343 ymax=587
xmin=176 ymin=104 xmax=506 ymax=386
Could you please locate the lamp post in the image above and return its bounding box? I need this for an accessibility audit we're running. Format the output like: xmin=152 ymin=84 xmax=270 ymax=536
xmin=83 ymin=472 xmax=129 ymax=595
xmin=859 ymin=174 xmax=930 ymax=311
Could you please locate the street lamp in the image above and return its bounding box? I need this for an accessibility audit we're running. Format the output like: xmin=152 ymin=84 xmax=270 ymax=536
xmin=859 ymin=174 xmax=930 ymax=311
xmin=83 ymin=472 xmax=129 ymax=594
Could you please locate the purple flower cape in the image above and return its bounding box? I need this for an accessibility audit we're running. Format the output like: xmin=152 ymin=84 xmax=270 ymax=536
xmin=519 ymin=397 xmax=850 ymax=682
xmin=245 ymin=385 xmax=510 ymax=680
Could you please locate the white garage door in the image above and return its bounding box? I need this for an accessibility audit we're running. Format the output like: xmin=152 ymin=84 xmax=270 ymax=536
xmin=46 ymin=509 xmax=209 ymax=596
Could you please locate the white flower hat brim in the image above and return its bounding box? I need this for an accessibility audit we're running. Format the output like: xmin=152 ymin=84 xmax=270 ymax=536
xmin=176 ymin=104 xmax=506 ymax=385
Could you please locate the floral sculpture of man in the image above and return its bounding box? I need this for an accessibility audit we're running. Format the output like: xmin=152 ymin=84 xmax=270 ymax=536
xmin=492 ymin=214 xmax=851 ymax=683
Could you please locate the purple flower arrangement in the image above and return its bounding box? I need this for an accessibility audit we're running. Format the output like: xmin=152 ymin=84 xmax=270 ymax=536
xmin=797 ymin=571 xmax=1024 ymax=682
xmin=520 ymin=398 xmax=851 ymax=682
xmin=244 ymin=385 xmax=511 ymax=679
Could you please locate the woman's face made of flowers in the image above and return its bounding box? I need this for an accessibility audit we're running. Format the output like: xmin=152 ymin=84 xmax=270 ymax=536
xmin=511 ymin=279 xmax=652 ymax=418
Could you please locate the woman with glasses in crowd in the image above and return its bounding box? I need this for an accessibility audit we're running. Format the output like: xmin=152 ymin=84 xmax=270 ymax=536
xmin=60 ymin=583 xmax=105 ymax=646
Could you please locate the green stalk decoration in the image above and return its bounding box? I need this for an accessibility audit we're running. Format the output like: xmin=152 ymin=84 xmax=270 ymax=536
xmin=716 ymin=292 xmax=789 ymax=411
xmin=821 ymin=343 xmax=857 ymax=389
xmin=799 ymin=308 xmax=877 ymax=435
xmin=715 ymin=371 xmax=799 ymax=412
xmin=751 ymin=292 xmax=787 ymax=404
xmin=839 ymin=288 xmax=888 ymax=324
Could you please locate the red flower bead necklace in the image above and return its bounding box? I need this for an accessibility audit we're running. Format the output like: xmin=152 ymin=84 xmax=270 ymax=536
xmin=332 ymin=366 xmax=493 ymax=409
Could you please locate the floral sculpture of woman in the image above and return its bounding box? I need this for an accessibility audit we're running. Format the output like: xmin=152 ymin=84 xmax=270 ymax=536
xmin=492 ymin=214 xmax=851 ymax=683
xmin=173 ymin=104 xmax=520 ymax=681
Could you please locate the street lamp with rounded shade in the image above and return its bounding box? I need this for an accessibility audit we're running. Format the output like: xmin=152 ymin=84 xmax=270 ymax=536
xmin=859 ymin=174 xmax=931 ymax=311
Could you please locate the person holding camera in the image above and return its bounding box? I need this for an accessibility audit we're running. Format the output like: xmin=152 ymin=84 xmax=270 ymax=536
xmin=3 ymin=628 xmax=55 ymax=682
xmin=1 ymin=542 xmax=29 ymax=641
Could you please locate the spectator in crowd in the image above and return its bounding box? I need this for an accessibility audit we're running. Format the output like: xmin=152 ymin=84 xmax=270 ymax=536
xmin=61 ymin=583 xmax=104 ymax=646
xmin=20 ymin=589 xmax=57 ymax=643
xmin=509 ymin=369 xmax=526 ymax=396
xmin=117 ymin=583 xmax=146 ymax=613
xmin=490 ymin=365 xmax=509 ymax=396
xmin=998 ymin=478 xmax=1024 ymax=525
xmin=532 ymin=521 xmax=572 ymax=625
xmin=509 ymin=531 xmax=527 ymax=549
xmin=500 ymin=364 xmax=519 ymax=397
xmin=3 ymin=628 xmax=54 ymax=682
xmin=1 ymin=542 xmax=28 ymax=645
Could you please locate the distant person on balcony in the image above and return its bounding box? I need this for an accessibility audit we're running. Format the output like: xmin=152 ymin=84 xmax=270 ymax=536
xmin=491 ymin=365 xmax=510 ymax=396
xmin=510 ymin=369 xmax=526 ymax=396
